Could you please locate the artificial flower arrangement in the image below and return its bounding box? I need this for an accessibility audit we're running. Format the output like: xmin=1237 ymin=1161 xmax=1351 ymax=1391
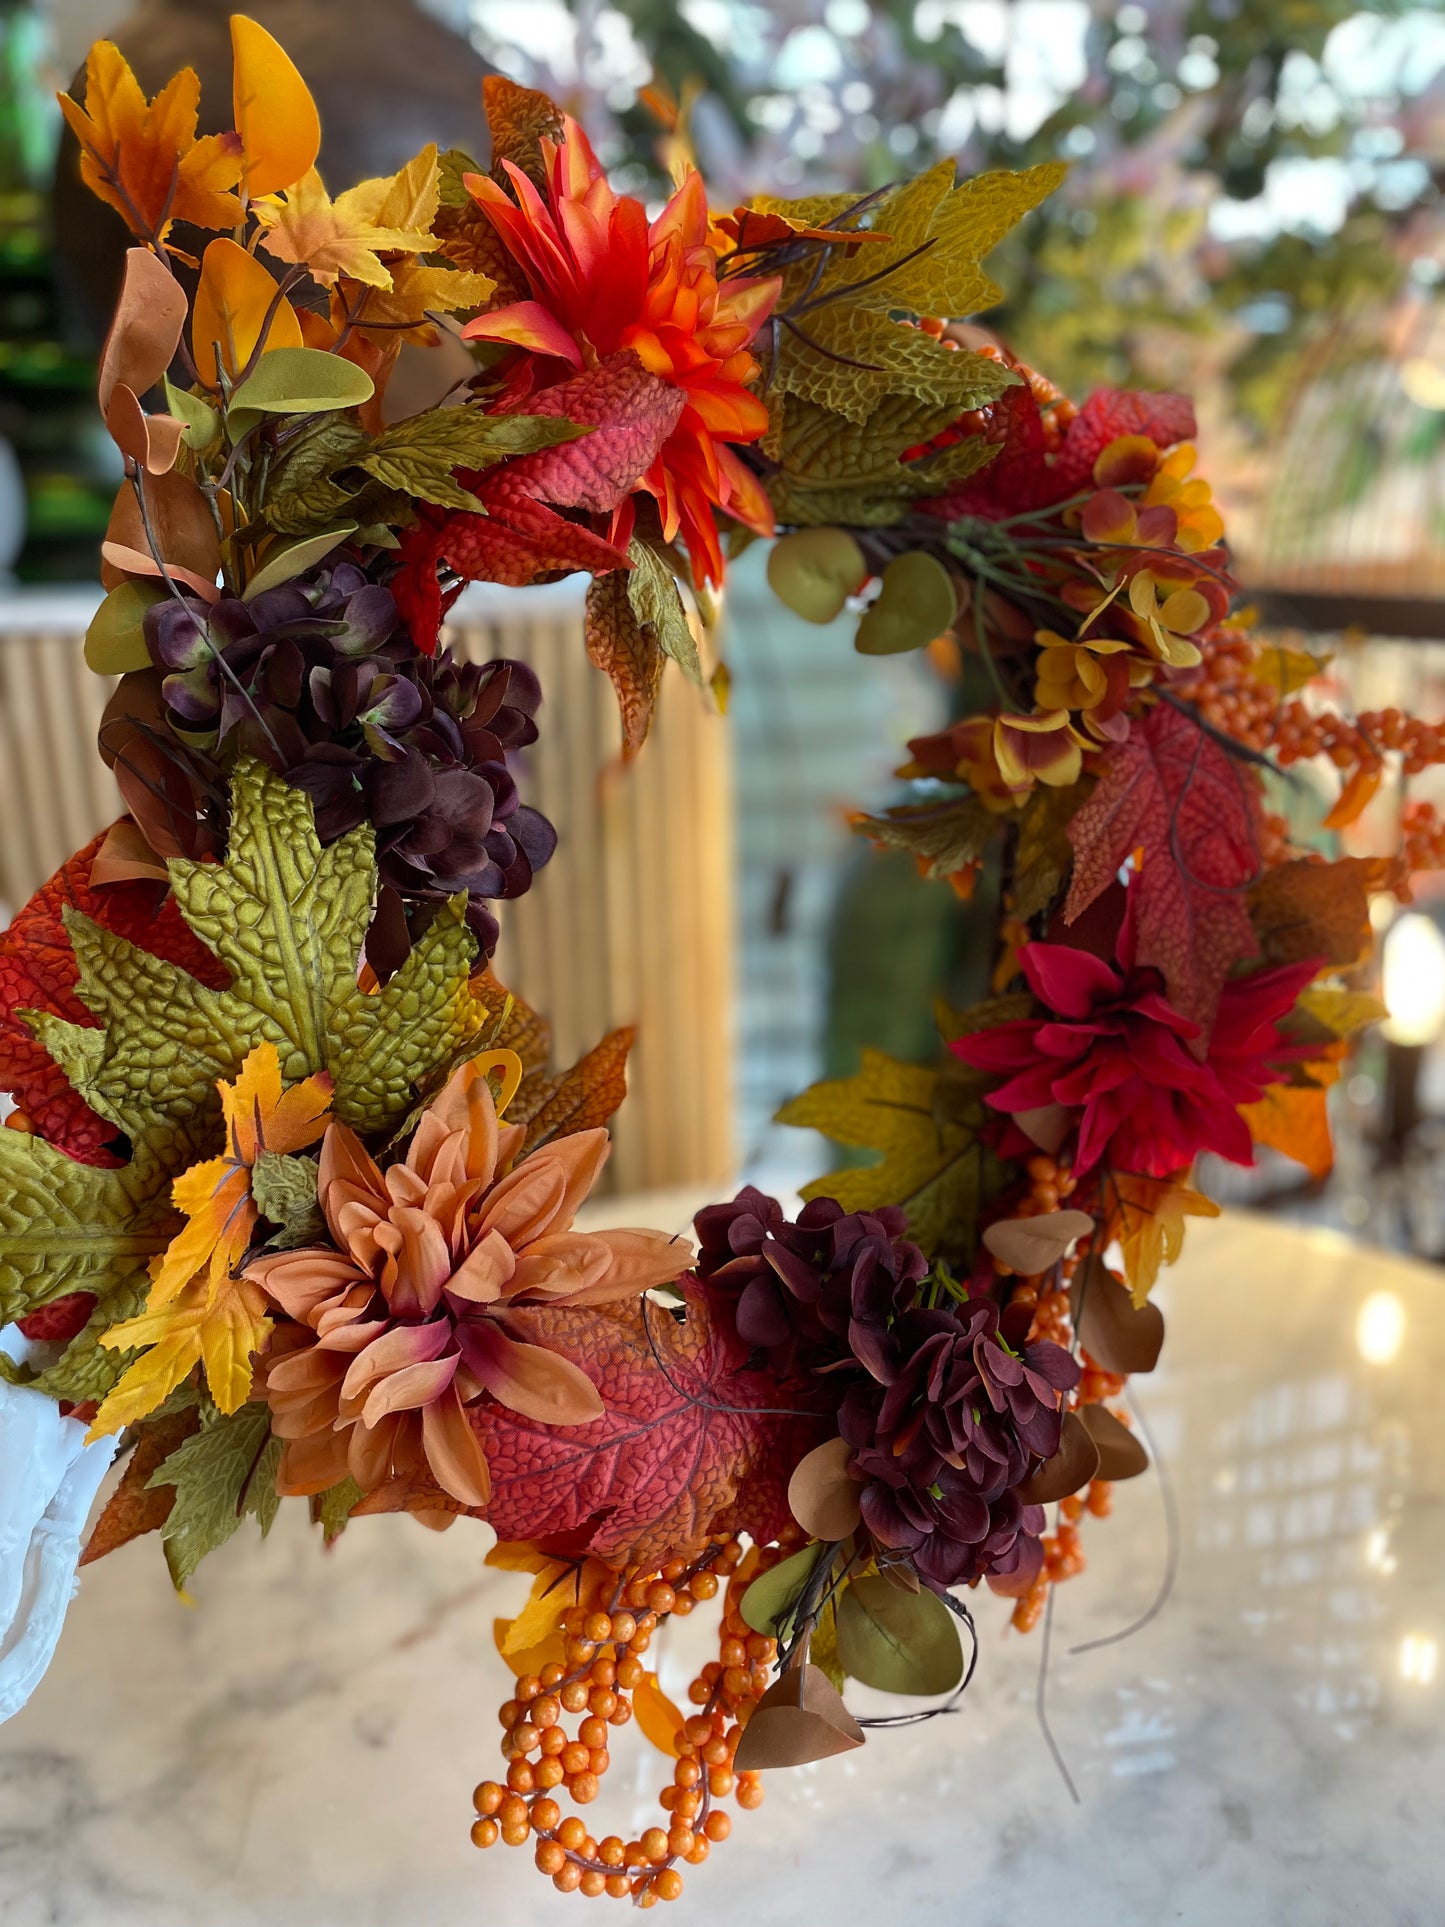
xmin=0 ymin=16 xmax=1428 ymax=1903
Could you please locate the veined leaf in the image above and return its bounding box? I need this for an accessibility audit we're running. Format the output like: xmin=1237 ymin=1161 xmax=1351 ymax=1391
xmin=625 ymin=539 xmax=703 ymax=686
xmin=147 ymin=1399 xmax=280 ymax=1591
xmin=776 ymin=1049 xmax=1009 ymax=1254
xmin=835 ymin=1574 xmax=963 ymax=1695
xmin=354 ymin=408 xmax=586 ymax=513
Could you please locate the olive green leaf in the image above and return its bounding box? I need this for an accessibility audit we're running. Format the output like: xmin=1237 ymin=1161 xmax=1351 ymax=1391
xmin=852 ymin=791 xmax=997 ymax=880
xmin=229 ymin=345 xmax=376 ymax=417
xmin=1012 ymin=779 xmax=1088 ymax=920
xmin=316 ymin=1474 xmax=363 ymax=1544
xmin=766 ymin=527 xmax=868 ymax=622
xmin=262 ymin=413 xmax=370 ymax=535
xmin=163 ymin=377 xmax=221 ymax=451
xmin=352 ymin=407 xmax=588 ymax=514
xmin=775 ymin=1048 xmax=1009 ymax=1254
xmin=740 ymin=1543 xmax=829 ymax=1639
xmin=251 ymin=1150 xmax=325 ymax=1249
xmin=0 ymin=1129 xmax=171 ymax=1328
xmin=625 ymin=538 xmax=703 ymax=685
xmin=83 ymin=580 xmax=164 ymax=675
xmin=855 ymin=552 xmax=958 ymax=655
xmin=148 ymin=1399 xmax=281 ymax=1591
xmin=244 ymin=525 xmax=357 ymax=599
xmin=835 ymin=1574 xmax=964 ymax=1695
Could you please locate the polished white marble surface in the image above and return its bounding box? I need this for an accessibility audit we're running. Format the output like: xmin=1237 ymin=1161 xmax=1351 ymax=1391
xmin=2 ymin=1211 xmax=1443 ymax=1926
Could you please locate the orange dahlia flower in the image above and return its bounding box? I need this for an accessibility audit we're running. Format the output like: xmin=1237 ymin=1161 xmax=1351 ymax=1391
xmin=246 ymin=1054 xmax=691 ymax=1509
xmin=462 ymin=121 xmax=779 ymax=586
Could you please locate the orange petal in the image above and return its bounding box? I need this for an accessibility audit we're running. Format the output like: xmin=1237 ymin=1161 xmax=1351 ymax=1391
xmin=460 ymin=1322 xmax=604 ymax=1426
xmin=559 ymin=1228 xmax=693 ymax=1305
xmin=462 ymin=300 xmax=584 ymax=365
xmin=422 ymin=1384 xmax=491 ymax=1508
xmin=447 ymin=1228 xmax=517 ymax=1303
xmin=360 ymin=1351 xmax=460 ymax=1426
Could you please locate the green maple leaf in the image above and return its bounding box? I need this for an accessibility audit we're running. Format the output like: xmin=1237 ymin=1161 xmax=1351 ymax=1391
xmin=1 ymin=760 xmax=488 ymax=1337
xmin=775 ymin=1048 xmax=1010 ymax=1255
xmin=881 ymin=164 xmax=1068 ymax=317
xmin=148 ymin=1400 xmax=281 ymax=1591
xmin=776 ymin=313 xmax=1016 ymax=424
xmin=353 ymin=407 xmax=587 ymax=514
xmin=767 ymin=394 xmax=1000 ymax=527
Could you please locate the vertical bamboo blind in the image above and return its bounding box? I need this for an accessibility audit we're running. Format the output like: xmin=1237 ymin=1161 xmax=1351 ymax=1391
xmin=0 ymin=584 xmax=735 ymax=1196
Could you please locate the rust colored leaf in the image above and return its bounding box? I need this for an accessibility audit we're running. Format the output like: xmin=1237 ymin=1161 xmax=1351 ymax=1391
xmin=1322 ymin=762 xmax=1383 ymax=832
xmin=787 ymin=1435 xmax=863 ymax=1542
xmin=1249 ymin=856 xmax=1383 ymax=969
xmin=0 ymin=827 xmax=227 ymax=1163
xmin=355 ymin=1286 xmax=822 ymax=1570
xmin=483 ymin=75 xmax=564 ymax=189
xmin=1065 ymin=701 xmax=1262 ymax=1029
xmin=79 ymin=1405 xmax=199 ymax=1565
xmin=98 ymin=248 xmax=187 ymax=412
xmin=100 ymin=469 xmax=221 ymax=601
xmin=1102 ymin=1167 xmax=1220 ymax=1308
xmin=473 ymin=967 xmax=633 ymax=1153
xmin=586 ymin=568 xmax=663 ymax=757
xmin=981 ymin=1208 xmax=1093 ymax=1277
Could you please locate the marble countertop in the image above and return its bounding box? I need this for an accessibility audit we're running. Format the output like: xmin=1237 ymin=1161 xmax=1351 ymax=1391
xmin=2 ymin=1211 xmax=1443 ymax=1927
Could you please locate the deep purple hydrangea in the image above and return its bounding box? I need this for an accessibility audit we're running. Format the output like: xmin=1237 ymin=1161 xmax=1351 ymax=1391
xmin=692 ymin=1186 xmax=1079 ymax=1593
xmin=838 ymin=1298 xmax=1078 ymax=1589
xmin=691 ymin=1186 xmax=927 ymax=1376
xmin=131 ymin=562 xmax=555 ymax=955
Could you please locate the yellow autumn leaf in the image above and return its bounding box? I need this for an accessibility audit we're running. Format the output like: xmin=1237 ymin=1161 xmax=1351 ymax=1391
xmin=231 ymin=14 xmax=321 ymax=200
xmin=192 ymin=235 xmax=303 ymax=385
xmin=92 ymin=1269 xmax=273 ymax=1433
xmin=256 ymin=163 xmax=437 ymax=289
xmin=57 ymin=39 xmax=242 ymax=241
xmin=492 ymin=1616 xmax=567 ymax=1680
xmin=353 ymin=259 xmax=497 ymax=345
xmin=90 ymin=1044 xmax=331 ymax=1431
xmin=633 ymin=1673 xmax=686 ymax=1758
xmin=1239 ymin=1076 xmax=1337 ymax=1182
xmin=1104 ymin=1168 xmax=1221 ymax=1308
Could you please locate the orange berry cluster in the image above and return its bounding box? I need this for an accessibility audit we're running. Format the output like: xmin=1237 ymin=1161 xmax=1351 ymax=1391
xmin=472 ymin=1542 xmax=773 ymax=1904
xmin=1185 ymin=628 xmax=1286 ymax=752
xmin=1402 ymin=800 xmax=1445 ymax=877
xmin=1010 ymin=1480 xmax=1115 ymax=1633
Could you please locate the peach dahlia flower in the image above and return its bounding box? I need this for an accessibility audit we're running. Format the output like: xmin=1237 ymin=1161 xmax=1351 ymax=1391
xmin=245 ymin=1054 xmax=691 ymax=1509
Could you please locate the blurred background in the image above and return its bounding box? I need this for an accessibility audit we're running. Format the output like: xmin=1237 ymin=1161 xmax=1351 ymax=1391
xmin=3 ymin=0 xmax=1445 ymax=1245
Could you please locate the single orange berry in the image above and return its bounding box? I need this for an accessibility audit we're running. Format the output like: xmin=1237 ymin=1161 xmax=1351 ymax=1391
xmin=535 ymin=1757 xmax=565 ymax=1790
xmin=557 ymin=1816 xmax=588 ymax=1852
xmin=606 ymin=1873 xmax=632 ymax=1898
xmin=535 ymin=1840 xmax=567 ymax=1876
xmin=704 ymin=1810 xmax=731 ymax=1842
xmin=505 ymin=1759 xmax=535 ymax=1794
xmin=470 ymin=1818 xmax=499 ymax=1849
xmin=473 ymin=1781 xmax=504 ymax=1816
xmin=498 ymin=1794 xmax=530 ymax=1831
xmin=531 ymin=1797 xmax=562 ymax=1834
xmin=655 ymin=1869 xmax=685 ymax=1902
xmin=640 ymin=1828 xmax=670 ymax=1863
xmin=599 ymin=1836 xmax=626 ymax=1867
xmin=553 ymin=1862 xmax=584 ymax=1894
xmin=570 ymin=1771 xmax=600 ymax=1804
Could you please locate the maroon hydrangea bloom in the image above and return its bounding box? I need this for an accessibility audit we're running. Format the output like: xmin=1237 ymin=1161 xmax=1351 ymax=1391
xmin=691 ymin=1186 xmax=926 ymax=1376
xmin=129 ymin=562 xmax=555 ymax=955
xmin=838 ymin=1299 xmax=1077 ymax=1589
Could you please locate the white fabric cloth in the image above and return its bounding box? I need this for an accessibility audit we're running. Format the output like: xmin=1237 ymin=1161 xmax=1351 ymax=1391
xmin=0 ymin=1370 xmax=116 ymax=1723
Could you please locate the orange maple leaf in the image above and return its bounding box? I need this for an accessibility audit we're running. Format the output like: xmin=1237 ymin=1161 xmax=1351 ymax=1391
xmin=1239 ymin=1051 xmax=1345 ymax=1181
xmin=58 ymin=39 xmax=242 ymax=243
xmin=1101 ymin=1167 xmax=1221 ymax=1308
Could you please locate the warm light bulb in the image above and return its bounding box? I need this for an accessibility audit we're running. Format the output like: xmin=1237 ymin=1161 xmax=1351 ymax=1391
xmin=1381 ymin=913 xmax=1445 ymax=1047
xmin=1400 ymin=358 xmax=1445 ymax=412
xmin=1356 ymin=1290 xmax=1406 ymax=1365
xmin=1399 ymin=1633 xmax=1439 ymax=1685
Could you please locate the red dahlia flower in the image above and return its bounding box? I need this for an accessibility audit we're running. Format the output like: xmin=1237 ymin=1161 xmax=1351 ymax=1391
xmin=463 ymin=121 xmax=779 ymax=585
xmin=954 ymin=908 xmax=1317 ymax=1178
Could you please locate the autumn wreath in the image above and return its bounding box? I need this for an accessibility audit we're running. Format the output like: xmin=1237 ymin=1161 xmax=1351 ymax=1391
xmin=0 ymin=17 xmax=1424 ymax=1905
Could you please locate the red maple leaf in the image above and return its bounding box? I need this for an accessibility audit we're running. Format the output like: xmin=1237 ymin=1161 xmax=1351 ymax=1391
xmin=1064 ymin=701 xmax=1262 ymax=1032
xmin=922 ymin=384 xmax=1197 ymax=522
xmin=352 ymin=1285 xmax=824 ymax=1569
xmin=391 ymin=352 xmax=686 ymax=649
xmin=0 ymin=826 xmax=227 ymax=1166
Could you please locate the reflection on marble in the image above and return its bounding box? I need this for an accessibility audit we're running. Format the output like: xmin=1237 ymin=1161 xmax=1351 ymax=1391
xmin=2 ymin=1213 xmax=1443 ymax=1927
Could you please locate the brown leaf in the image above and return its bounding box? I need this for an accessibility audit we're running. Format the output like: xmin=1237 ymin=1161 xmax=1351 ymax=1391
xmin=483 ymin=75 xmax=565 ymax=188
xmin=90 ymin=818 xmax=170 ymax=887
xmin=515 ymin=1027 xmax=634 ymax=1156
xmin=1070 ymin=1252 xmax=1166 ymax=1375
xmin=1079 ymin=1402 xmax=1148 ymax=1480
xmin=732 ymin=1662 xmax=865 ymax=1770
xmin=98 ymin=248 xmax=187 ymax=412
xmin=981 ymin=1208 xmax=1094 ymax=1276
xmin=1015 ymin=1410 xmax=1100 ymax=1505
xmin=1249 ymin=856 xmax=1385 ymax=969
xmin=787 ymin=1435 xmax=863 ymax=1542
xmin=101 ymin=470 xmax=221 ymax=601
xmin=80 ymin=1406 xmax=199 ymax=1565
xmin=585 ymin=567 xmax=663 ymax=757
xmin=103 ymin=383 xmax=185 ymax=475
